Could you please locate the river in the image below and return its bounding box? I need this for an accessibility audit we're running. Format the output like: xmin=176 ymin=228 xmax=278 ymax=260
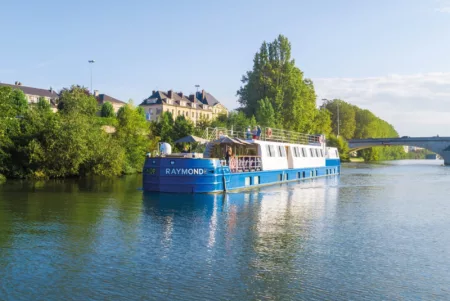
xmin=0 ymin=160 xmax=449 ymax=300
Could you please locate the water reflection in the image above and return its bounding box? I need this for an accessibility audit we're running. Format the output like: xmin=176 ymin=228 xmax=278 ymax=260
xmin=141 ymin=178 xmax=339 ymax=300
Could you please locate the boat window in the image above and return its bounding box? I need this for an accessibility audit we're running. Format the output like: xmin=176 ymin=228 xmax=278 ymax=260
xmin=335 ymin=150 xmax=339 ymax=157
xmin=270 ymin=145 xmax=276 ymax=157
xmin=278 ymin=146 xmax=285 ymax=157
xmin=296 ymin=147 xmax=301 ymax=157
xmin=320 ymin=149 xmax=324 ymax=157
xmin=310 ymin=148 xmax=315 ymax=157
xmin=302 ymin=148 xmax=307 ymax=157
xmin=266 ymin=145 xmax=271 ymax=156
xmin=315 ymin=149 xmax=320 ymax=157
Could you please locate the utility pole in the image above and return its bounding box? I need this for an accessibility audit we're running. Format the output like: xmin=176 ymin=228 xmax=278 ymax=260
xmin=88 ymin=60 xmax=95 ymax=94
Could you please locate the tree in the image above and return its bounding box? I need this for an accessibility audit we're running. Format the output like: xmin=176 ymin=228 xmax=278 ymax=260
xmin=154 ymin=111 xmax=174 ymax=143
xmin=101 ymin=102 xmax=115 ymax=117
xmin=57 ymin=85 xmax=98 ymax=116
xmin=37 ymin=97 xmax=52 ymax=113
xmin=255 ymin=97 xmax=276 ymax=128
xmin=321 ymin=99 xmax=356 ymax=139
xmin=237 ymin=34 xmax=318 ymax=132
xmin=115 ymin=105 xmax=151 ymax=173
xmin=0 ymin=86 xmax=28 ymax=118
xmin=312 ymin=108 xmax=332 ymax=136
xmin=172 ymin=115 xmax=194 ymax=142
xmin=327 ymin=135 xmax=349 ymax=161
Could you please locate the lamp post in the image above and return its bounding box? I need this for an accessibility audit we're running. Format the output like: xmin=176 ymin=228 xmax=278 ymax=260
xmin=88 ymin=60 xmax=95 ymax=94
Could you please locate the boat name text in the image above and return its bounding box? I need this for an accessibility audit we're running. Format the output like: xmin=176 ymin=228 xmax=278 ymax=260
xmin=165 ymin=168 xmax=207 ymax=175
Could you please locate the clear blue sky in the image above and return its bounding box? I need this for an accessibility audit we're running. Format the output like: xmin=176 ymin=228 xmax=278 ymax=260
xmin=2 ymin=0 xmax=450 ymax=135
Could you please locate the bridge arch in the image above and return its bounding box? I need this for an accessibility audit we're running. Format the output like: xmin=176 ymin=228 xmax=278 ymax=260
xmin=347 ymin=137 xmax=450 ymax=165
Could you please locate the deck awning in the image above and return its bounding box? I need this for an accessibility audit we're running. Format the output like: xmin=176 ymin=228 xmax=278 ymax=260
xmin=174 ymin=135 xmax=209 ymax=144
xmin=211 ymin=136 xmax=255 ymax=145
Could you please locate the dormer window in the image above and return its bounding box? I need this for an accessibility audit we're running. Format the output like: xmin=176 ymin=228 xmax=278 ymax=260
xmin=203 ymin=105 xmax=208 ymax=110
xmin=166 ymin=99 xmax=172 ymax=105
xmin=192 ymin=103 xmax=196 ymax=109
xmin=180 ymin=101 xmax=185 ymax=106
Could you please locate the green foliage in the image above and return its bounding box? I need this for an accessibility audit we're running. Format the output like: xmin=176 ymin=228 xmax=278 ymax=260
xmin=37 ymin=97 xmax=52 ymax=112
xmin=101 ymin=102 xmax=115 ymax=117
xmin=312 ymin=108 xmax=332 ymax=137
xmin=154 ymin=111 xmax=175 ymax=143
xmin=115 ymin=104 xmax=152 ymax=173
xmin=0 ymin=86 xmax=28 ymax=118
xmin=237 ymin=35 xmax=317 ymax=132
xmin=0 ymin=87 xmax=159 ymax=180
xmin=321 ymin=99 xmax=356 ymax=139
xmin=327 ymin=135 xmax=350 ymax=161
xmin=255 ymin=97 xmax=276 ymax=128
xmin=172 ymin=115 xmax=194 ymax=141
xmin=0 ymin=173 xmax=5 ymax=184
xmin=57 ymin=85 xmax=98 ymax=116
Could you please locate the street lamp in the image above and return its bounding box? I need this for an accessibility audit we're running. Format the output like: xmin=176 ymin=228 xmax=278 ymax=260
xmin=88 ymin=60 xmax=95 ymax=94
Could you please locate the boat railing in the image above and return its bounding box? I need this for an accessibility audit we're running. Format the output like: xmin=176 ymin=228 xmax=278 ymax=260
xmin=203 ymin=127 xmax=322 ymax=145
xmin=221 ymin=156 xmax=262 ymax=173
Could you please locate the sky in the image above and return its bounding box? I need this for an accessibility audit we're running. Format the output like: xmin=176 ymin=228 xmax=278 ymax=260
xmin=1 ymin=0 xmax=450 ymax=136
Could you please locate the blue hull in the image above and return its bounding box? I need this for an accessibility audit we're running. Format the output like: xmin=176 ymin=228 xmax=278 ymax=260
xmin=143 ymin=157 xmax=340 ymax=193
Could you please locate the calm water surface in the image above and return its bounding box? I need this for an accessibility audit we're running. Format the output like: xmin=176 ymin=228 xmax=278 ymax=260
xmin=1 ymin=160 xmax=450 ymax=300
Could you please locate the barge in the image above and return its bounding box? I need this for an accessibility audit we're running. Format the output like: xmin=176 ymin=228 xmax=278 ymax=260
xmin=143 ymin=127 xmax=340 ymax=193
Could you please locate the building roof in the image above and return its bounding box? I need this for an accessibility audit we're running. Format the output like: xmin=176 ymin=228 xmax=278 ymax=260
xmin=97 ymin=94 xmax=126 ymax=105
xmin=0 ymin=82 xmax=58 ymax=99
xmin=197 ymin=90 xmax=220 ymax=106
xmin=139 ymin=89 xmax=225 ymax=111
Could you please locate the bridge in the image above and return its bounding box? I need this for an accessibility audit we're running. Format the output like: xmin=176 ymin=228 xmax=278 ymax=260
xmin=348 ymin=137 xmax=450 ymax=165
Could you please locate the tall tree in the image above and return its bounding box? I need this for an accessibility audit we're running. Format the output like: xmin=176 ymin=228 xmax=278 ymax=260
xmin=255 ymin=97 xmax=276 ymax=128
xmin=237 ymin=34 xmax=318 ymax=132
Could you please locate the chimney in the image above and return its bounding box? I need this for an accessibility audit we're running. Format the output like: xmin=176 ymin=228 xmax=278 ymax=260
xmin=178 ymin=92 xmax=183 ymax=98
xmin=49 ymin=87 xmax=53 ymax=93
xmin=201 ymin=89 xmax=206 ymax=100
xmin=167 ymin=90 xmax=173 ymax=99
xmin=94 ymin=90 xmax=99 ymax=97
xmin=152 ymin=90 xmax=156 ymax=95
xmin=189 ymin=94 xmax=196 ymax=102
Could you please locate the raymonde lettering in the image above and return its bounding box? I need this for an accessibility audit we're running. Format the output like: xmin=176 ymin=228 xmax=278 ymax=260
xmin=165 ymin=168 xmax=207 ymax=175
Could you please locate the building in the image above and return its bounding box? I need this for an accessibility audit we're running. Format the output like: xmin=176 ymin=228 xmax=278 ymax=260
xmin=139 ymin=89 xmax=228 ymax=124
xmin=95 ymin=90 xmax=127 ymax=113
xmin=0 ymin=81 xmax=58 ymax=112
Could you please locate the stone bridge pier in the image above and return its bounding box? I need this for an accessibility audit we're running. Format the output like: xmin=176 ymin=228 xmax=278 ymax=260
xmin=347 ymin=137 xmax=450 ymax=165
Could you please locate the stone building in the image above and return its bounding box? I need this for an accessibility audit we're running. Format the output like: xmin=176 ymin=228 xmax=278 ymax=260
xmin=139 ymin=89 xmax=228 ymax=124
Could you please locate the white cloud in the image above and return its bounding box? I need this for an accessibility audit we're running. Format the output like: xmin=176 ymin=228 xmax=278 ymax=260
xmin=313 ymin=73 xmax=450 ymax=137
xmin=436 ymin=0 xmax=450 ymax=12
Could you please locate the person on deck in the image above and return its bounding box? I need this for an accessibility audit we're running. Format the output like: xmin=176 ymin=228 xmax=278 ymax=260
xmin=225 ymin=146 xmax=232 ymax=166
xmin=246 ymin=127 xmax=252 ymax=139
xmin=256 ymin=125 xmax=262 ymax=139
xmin=252 ymin=126 xmax=258 ymax=139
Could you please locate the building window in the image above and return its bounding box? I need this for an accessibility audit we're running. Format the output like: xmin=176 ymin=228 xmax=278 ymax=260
xmin=149 ymin=109 xmax=153 ymax=115
xmin=185 ymin=111 xmax=188 ymax=117
xmin=192 ymin=112 xmax=194 ymax=117
xmin=172 ymin=109 xmax=174 ymax=115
